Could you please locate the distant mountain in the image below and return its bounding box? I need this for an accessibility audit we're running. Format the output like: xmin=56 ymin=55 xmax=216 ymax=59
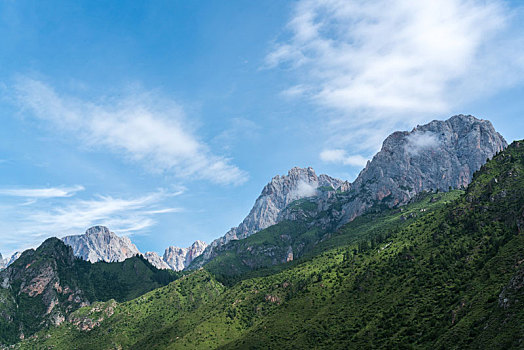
xmin=0 ymin=251 xmax=22 ymax=270
xmin=198 ymin=167 xmax=350 ymax=264
xmin=143 ymin=251 xmax=171 ymax=270
xmin=163 ymin=240 xmax=208 ymax=271
xmin=62 ymin=225 xmax=207 ymax=271
xmin=7 ymin=252 xmax=21 ymax=266
xmin=0 ymin=238 xmax=178 ymax=345
xmin=62 ymin=226 xmax=140 ymax=263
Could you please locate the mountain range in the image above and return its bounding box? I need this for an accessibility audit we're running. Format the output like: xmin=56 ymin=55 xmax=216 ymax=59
xmin=2 ymin=115 xmax=505 ymax=274
xmin=12 ymin=134 xmax=524 ymax=349
xmin=60 ymin=226 xmax=208 ymax=271
xmin=193 ymin=114 xmax=506 ymax=269
xmin=0 ymin=114 xmax=520 ymax=349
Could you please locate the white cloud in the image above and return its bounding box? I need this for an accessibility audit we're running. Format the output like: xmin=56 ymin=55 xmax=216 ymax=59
xmin=0 ymin=185 xmax=84 ymax=198
xmin=13 ymin=78 xmax=247 ymax=185
xmin=320 ymin=149 xmax=368 ymax=167
xmin=0 ymin=189 xmax=182 ymax=256
xmin=292 ymin=180 xmax=318 ymax=198
xmin=268 ymin=0 xmax=524 ymax=152
xmin=404 ymin=131 xmax=440 ymax=155
xmin=280 ymin=84 xmax=311 ymax=98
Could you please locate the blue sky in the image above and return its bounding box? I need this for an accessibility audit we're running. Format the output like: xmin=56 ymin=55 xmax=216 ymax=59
xmin=0 ymin=0 xmax=523 ymax=257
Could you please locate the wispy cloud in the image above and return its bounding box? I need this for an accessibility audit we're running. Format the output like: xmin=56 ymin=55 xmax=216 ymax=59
xmin=291 ymin=180 xmax=318 ymax=198
xmin=212 ymin=117 xmax=260 ymax=152
xmin=13 ymin=78 xmax=248 ymax=185
xmin=268 ymin=0 xmax=524 ymax=154
xmin=320 ymin=149 xmax=368 ymax=167
xmin=404 ymin=131 xmax=440 ymax=156
xmin=0 ymin=189 xmax=182 ymax=256
xmin=0 ymin=185 xmax=84 ymax=198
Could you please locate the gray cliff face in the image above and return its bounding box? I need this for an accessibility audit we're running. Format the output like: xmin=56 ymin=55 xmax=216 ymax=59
xmin=163 ymin=240 xmax=208 ymax=271
xmin=62 ymin=226 xmax=140 ymax=263
xmin=143 ymin=251 xmax=171 ymax=270
xmin=200 ymin=167 xmax=350 ymax=262
xmin=61 ymin=225 xmax=207 ymax=271
xmin=0 ymin=253 xmax=5 ymax=270
xmin=196 ymin=115 xmax=506 ymax=267
xmin=338 ymin=115 xmax=507 ymax=223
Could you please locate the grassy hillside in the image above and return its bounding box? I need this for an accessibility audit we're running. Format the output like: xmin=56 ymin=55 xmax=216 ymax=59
xmin=17 ymin=140 xmax=524 ymax=349
xmin=195 ymin=185 xmax=460 ymax=287
xmin=0 ymin=240 xmax=180 ymax=345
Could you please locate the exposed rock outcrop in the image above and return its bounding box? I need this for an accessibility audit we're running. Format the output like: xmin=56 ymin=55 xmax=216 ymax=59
xmin=62 ymin=226 xmax=140 ymax=263
xmin=195 ymin=115 xmax=506 ymax=267
xmin=61 ymin=225 xmax=207 ymax=271
xmin=163 ymin=240 xmax=208 ymax=271
xmin=68 ymin=300 xmax=117 ymax=332
xmin=337 ymin=115 xmax=507 ymax=224
xmin=198 ymin=168 xmax=349 ymax=264
xmin=143 ymin=251 xmax=171 ymax=270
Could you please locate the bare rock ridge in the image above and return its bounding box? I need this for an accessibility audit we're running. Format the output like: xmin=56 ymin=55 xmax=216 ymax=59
xmin=0 ymin=253 xmax=5 ymax=270
xmin=197 ymin=115 xmax=506 ymax=266
xmin=23 ymin=114 xmax=506 ymax=272
xmin=338 ymin=114 xmax=507 ymax=223
xmin=200 ymin=167 xmax=350 ymax=262
xmin=143 ymin=252 xmax=171 ymax=270
xmin=163 ymin=240 xmax=208 ymax=271
xmin=62 ymin=226 xmax=140 ymax=263
xmin=61 ymin=225 xmax=208 ymax=271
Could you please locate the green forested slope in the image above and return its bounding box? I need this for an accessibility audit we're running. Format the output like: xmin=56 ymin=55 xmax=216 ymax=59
xmin=17 ymin=140 xmax=524 ymax=349
xmin=0 ymin=240 xmax=179 ymax=345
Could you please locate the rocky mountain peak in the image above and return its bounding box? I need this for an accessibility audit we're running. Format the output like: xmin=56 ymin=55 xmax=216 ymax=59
xmin=195 ymin=114 xmax=507 ymax=268
xmin=0 ymin=252 xmax=22 ymax=269
xmin=341 ymin=114 xmax=507 ymax=223
xmin=191 ymin=240 xmax=207 ymax=250
xmin=61 ymin=225 xmax=208 ymax=271
xmin=7 ymin=252 xmax=21 ymax=267
xmin=287 ymin=166 xmax=316 ymax=178
xmin=163 ymin=240 xmax=208 ymax=271
xmin=62 ymin=226 xmax=140 ymax=263
xmin=199 ymin=167 xmax=350 ymax=263
xmin=85 ymin=225 xmax=111 ymax=236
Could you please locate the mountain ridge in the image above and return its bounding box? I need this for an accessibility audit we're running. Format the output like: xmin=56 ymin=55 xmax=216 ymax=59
xmin=194 ymin=114 xmax=506 ymax=268
xmin=61 ymin=226 xmax=208 ymax=271
xmin=4 ymin=115 xmax=507 ymax=274
xmin=19 ymin=138 xmax=523 ymax=349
